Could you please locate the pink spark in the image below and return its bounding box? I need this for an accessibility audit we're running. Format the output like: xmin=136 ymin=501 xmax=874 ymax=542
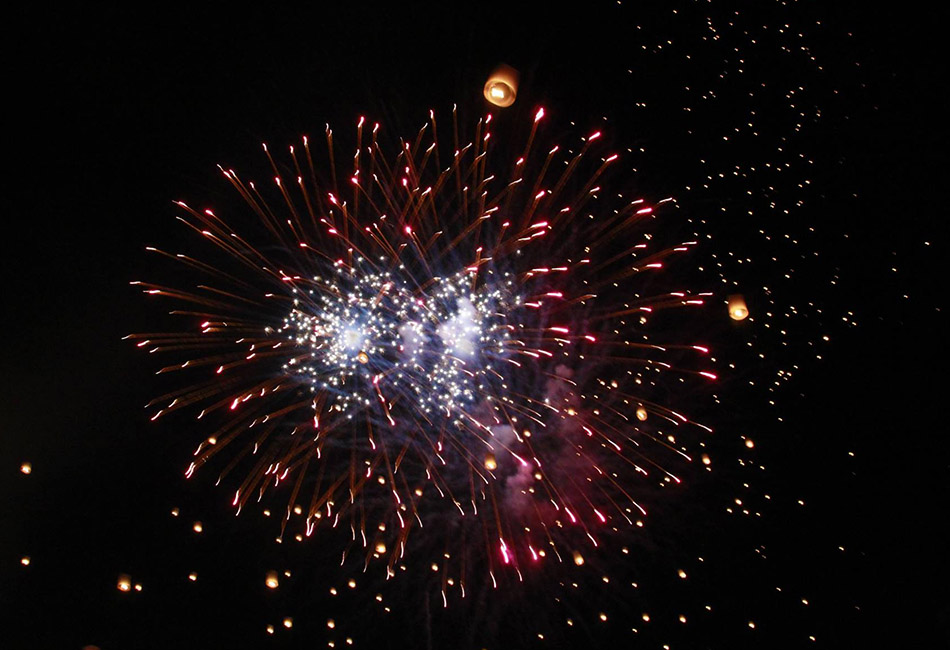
xmin=500 ymin=539 xmax=511 ymax=564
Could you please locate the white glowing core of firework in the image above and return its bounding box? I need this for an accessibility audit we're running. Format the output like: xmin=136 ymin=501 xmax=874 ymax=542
xmin=436 ymin=298 xmax=481 ymax=358
xmin=282 ymin=261 xmax=517 ymax=422
xmin=341 ymin=326 xmax=366 ymax=352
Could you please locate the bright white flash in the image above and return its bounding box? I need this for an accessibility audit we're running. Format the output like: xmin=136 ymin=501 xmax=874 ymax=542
xmin=284 ymin=262 xmax=516 ymax=422
xmin=437 ymin=298 xmax=481 ymax=358
xmin=341 ymin=326 xmax=366 ymax=351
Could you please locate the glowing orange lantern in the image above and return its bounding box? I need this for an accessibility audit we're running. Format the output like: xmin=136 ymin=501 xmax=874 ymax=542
xmin=483 ymin=64 xmax=519 ymax=107
xmin=728 ymin=294 xmax=749 ymax=321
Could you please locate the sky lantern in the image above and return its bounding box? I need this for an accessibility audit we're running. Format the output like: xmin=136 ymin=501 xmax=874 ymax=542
xmin=265 ymin=571 xmax=280 ymax=589
xmin=483 ymin=64 xmax=519 ymax=107
xmin=728 ymin=294 xmax=749 ymax=321
xmin=117 ymin=574 xmax=132 ymax=592
xmin=636 ymin=406 xmax=648 ymax=421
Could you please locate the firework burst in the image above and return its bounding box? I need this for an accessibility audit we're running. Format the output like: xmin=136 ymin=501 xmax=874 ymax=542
xmin=131 ymin=105 xmax=716 ymax=605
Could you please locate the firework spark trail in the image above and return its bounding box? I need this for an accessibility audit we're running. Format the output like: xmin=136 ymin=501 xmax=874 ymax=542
xmin=130 ymin=106 xmax=716 ymax=589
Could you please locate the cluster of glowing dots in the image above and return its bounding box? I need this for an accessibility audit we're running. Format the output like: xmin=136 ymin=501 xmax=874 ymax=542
xmin=264 ymin=619 xmax=297 ymax=634
xmin=170 ymin=507 xmax=202 ymax=582
xmin=116 ymin=574 xmax=143 ymax=593
xmin=283 ymin=259 xmax=516 ymax=423
xmin=283 ymin=260 xmax=415 ymax=416
xmin=412 ymin=269 xmax=515 ymax=419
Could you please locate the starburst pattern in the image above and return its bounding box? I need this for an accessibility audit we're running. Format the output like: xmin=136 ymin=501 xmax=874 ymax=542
xmin=131 ymin=106 xmax=715 ymax=599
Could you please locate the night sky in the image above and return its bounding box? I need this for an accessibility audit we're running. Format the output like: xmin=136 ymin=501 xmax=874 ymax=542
xmin=4 ymin=2 xmax=946 ymax=649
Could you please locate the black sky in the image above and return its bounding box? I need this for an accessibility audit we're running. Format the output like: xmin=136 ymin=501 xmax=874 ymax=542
xmin=3 ymin=2 xmax=947 ymax=648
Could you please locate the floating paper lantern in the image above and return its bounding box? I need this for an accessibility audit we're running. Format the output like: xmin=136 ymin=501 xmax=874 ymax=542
xmin=483 ymin=64 xmax=519 ymax=107
xmin=728 ymin=294 xmax=749 ymax=321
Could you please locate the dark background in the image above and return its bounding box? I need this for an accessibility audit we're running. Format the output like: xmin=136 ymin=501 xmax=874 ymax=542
xmin=3 ymin=2 xmax=946 ymax=648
